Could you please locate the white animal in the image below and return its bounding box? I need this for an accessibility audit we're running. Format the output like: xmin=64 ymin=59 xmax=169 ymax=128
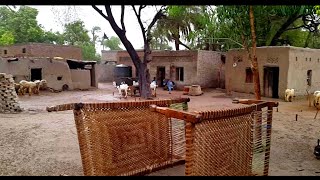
xmin=285 ymin=89 xmax=295 ymax=102
xmin=34 ymin=79 xmax=47 ymax=93
xmin=117 ymin=82 xmax=129 ymax=98
xmin=128 ymin=80 xmax=158 ymax=97
xmin=19 ymin=80 xmax=41 ymax=96
xmin=133 ymin=81 xmax=139 ymax=87
xmin=313 ymin=91 xmax=320 ymax=107
xmin=314 ymin=91 xmax=320 ymax=96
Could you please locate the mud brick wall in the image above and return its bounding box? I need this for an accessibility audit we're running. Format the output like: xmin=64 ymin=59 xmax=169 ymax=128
xmin=0 ymin=73 xmax=22 ymax=113
xmin=0 ymin=43 xmax=82 ymax=59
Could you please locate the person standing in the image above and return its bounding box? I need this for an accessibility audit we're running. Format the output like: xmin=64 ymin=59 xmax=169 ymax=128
xmin=152 ymin=77 xmax=157 ymax=84
xmin=167 ymin=79 xmax=173 ymax=94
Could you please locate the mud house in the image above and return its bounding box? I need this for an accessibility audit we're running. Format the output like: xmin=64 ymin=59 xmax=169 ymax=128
xmin=0 ymin=43 xmax=98 ymax=91
xmin=226 ymin=46 xmax=320 ymax=99
xmin=100 ymin=50 xmax=226 ymax=89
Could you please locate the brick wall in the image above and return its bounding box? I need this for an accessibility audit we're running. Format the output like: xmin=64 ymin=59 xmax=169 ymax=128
xmin=0 ymin=43 xmax=82 ymax=59
xmin=197 ymin=50 xmax=225 ymax=88
xmin=97 ymin=62 xmax=116 ymax=82
xmin=149 ymin=51 xmax=198 ymax=89
xmin=99 ymin=50 xmax=225 ymax=89
xmin=101 ymin=50 xmax=118 ymax=62
xmin=0 ymin=44 xmax=30 ymax=57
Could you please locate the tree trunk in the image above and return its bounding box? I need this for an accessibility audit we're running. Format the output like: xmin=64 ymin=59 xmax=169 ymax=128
xmin=92 ymin=5 xmax=159 ymax=99
xmin=138 ymin=62 xmax=152 ymax=98
xmin=249 ymin=6 xmax=261 ymax=100
xmin=173 ymin=34 xmax=180 ymax=50
xmin=111 ymin=27 xmax=152 ymax=99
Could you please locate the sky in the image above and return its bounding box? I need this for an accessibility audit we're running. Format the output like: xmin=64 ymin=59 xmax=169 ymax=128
xmin=29 ymin=5 xmax=165 ymax=55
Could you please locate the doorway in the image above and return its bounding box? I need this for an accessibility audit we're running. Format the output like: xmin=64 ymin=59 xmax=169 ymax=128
xmin=263 ymin=66 xmax=279 ymax=98
xmin=30 ymin=68 xmax=42 ymax=81
xmin=157 ymin=66 xmax=166 ymax=87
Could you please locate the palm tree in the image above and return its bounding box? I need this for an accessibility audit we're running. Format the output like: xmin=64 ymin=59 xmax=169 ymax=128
xmin=153 ymin=6 xmax=204 ymax=50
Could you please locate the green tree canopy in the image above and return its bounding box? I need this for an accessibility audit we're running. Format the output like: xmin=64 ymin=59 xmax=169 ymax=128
xmin=0 ymin=6 xmax=45 ymax=43
xmin=0 ymin=6 xmax=67 ymax=45
xmin=63 ymin=20 xmax=91 ymax=46
xmin=62 ymin=20 xmax=100 ymax=61
xmin=152 ymin=5 xmax=320 ymax=51
xmin=0 ymin=31 xmax=15 ymax=46
xmin=103 ymin=36 xmax=123 ymax=50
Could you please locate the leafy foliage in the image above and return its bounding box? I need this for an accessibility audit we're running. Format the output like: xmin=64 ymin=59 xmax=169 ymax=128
xmin=0 ymin=31 xmax=14 ymax=45
xmin=152 ymin=5 xmax=320 ymax=51
xmin=152 ymin=6 xmax=205 ymax=50
xmin=103 ymin=36 xmax=123 ymax=50
xmin=79 ymin=42 xmax=100 ymax=62
xmin=63 ymin=20 xmax=90 ymax=46
xmin=0 ymin=6 xmax=45 ymax=43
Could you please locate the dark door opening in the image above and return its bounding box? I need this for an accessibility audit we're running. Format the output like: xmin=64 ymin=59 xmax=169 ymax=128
xmin=157 ymin=66 xmax=166 ymax=87
xmin=31 ymin=68 xmax=42 ymax=81
xmin=263 ymin=66 xmax=279 ymax=98
xmin=90 ymin=64 xmax=96 ymax=87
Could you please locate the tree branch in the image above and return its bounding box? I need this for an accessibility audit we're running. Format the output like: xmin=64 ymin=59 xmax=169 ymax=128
xmin=6 ymin=5 xmax=15 ymax=12
xmin=139 ymin=5 xmax=146 ymax=16
xmin=269 ymin=13 xmax=304 ymax=46
xmin=132 ymin=5 xmax=147 ymax=43
xmin=147 ymin=9 xmax=164 ymax=34
xmin=120 ymin=5 xmax=126 ymax=32
xmin=92 ymin=5 xmax=110 ymax=21
xmin=178 ymin=40 xmax=191 ymax=50
xmin=92 ymin=5 xmax=141 ymax=76
xmin=285 ymin=25 xmax=305 ymax=31
xmin=104 ymin=6 xmax=125 ymax=36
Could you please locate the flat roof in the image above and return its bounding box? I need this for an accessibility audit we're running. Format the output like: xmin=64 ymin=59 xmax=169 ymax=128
xmin=0 ymin=42 xmax=81 ymax=49
xmin=228 ymin=46 xmax=320 ymax=52
xmin=66 ymin=59 xmax=97 ymax=65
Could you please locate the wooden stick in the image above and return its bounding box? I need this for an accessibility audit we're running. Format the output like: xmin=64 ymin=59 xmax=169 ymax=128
xmin=263 ymin=105 xmax=273 ymax=176
xmin=185 ymin=122 xmax=195 ymax=176
xmin=149 ymin=105 xmax=201 ymax=123
xmin=315 ymin=109 xmax=319 ymax=119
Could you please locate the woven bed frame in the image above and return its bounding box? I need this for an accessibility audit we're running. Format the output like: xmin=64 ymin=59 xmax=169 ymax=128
xmin=47 ymin=98 xmax=278 ymax=176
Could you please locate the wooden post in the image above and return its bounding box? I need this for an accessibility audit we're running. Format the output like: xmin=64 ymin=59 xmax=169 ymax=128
xmin=315 ymin=109 xmax=319 ymax=119
xmin=263 ymin=106 xmax=273 ymax=176
xmin=185 ymin=122 xmax=195 ymax=176
xmin=73 ymin=103 xmax=92 ymax=176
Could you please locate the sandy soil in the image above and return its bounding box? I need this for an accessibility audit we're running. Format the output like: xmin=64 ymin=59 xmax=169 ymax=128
xmin=0 ymin=83 xmax=320 ymax=176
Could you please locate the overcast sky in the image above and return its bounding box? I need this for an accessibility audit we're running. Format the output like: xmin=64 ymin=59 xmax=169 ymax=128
xmin=30 ymin=5 xmax=164 ymax=54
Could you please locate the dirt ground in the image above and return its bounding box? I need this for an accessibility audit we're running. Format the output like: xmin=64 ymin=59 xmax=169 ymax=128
xmin=0 ymin=83 xmax=320 ymax=176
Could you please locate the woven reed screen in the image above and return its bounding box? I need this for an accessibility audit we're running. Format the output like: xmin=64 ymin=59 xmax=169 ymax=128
xmin=47 ymin=98 xmax=276 ymax=176
xmin=72 ymin=99 xmax=189 ymax=176
xmin=185 ymin=106 xmax=256 ymax=176
xmin=182 ymin=103 xmax=275 ymax=176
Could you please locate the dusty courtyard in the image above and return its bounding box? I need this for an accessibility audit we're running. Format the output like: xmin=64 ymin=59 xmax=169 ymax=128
xmin=0 ymin=83 xmax=320 ymax=176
